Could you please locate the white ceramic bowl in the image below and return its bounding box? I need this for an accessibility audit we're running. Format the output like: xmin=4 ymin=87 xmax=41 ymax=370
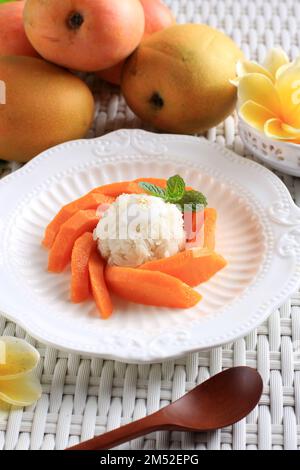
xmin=239 ymin=115 xmax=300 ymax=176
xmin=0 ymin=129 xmax=300 ymax=363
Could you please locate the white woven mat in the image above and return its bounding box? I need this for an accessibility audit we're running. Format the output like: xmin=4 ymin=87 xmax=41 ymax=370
xmin=1 ymin=0 xmax=300 ymax=451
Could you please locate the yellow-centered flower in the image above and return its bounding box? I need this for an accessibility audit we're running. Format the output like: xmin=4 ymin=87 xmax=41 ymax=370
xmin=0 ymin=337 xmax=41 ymax=407
xmin=234 ymin=48 xmax=300 ymax=143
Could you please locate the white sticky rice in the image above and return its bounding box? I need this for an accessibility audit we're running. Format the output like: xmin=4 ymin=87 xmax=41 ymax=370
xmin=94 ymin=193 xmax=186 ymax=267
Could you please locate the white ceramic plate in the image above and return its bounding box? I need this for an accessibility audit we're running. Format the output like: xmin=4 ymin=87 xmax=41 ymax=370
xmin=1 ymin=129 xmax=300 ymax=363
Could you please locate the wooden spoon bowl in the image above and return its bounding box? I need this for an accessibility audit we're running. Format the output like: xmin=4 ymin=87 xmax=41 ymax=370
xmin=67 ymin=366 xmax=263 ymax=450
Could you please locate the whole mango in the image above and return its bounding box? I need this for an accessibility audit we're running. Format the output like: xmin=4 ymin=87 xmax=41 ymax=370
xmin=23 ymin=0 xmax=145 ymax=72
xmin=0 ymin=56 xmax=94 ymax=161
xmin=97 ymin=0 xmax=175 ymax=85
xmin=0 ymin=1 xmax=38 ymax=58
xmin=122 ymin=24 xmax=244 ymax=134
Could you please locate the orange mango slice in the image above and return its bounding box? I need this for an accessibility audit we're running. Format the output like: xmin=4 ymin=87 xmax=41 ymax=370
xmin=140 ymin=247 xmax=227 ymax=287
xmin=43 ymin=192 xmax=114 ymax=249
xmin=48 ymin=210 xmax=99 ymax=273
xmin=105 ymin=266 xmax=202 ymax=309
xmin=89 ymin=250 xmax=113 ymax=319
xmin=71 ymin=232 xmax=97 ymax=303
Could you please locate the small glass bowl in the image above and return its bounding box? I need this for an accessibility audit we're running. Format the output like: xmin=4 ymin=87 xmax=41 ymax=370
xmin=239 ymin=115 xmax=300 ymax=176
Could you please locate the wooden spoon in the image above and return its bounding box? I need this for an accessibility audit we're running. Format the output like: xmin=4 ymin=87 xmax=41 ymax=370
xmin=67 ymin=366 xmax=262 ymax=450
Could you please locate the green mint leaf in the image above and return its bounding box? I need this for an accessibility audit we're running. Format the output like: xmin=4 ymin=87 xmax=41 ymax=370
xmin=179 ymin=190 xmax=208 ymax=212
xmin=165 ymin=175 xmax=185 ymax=202
xmin=138 ymin=177 xmax=208 ymax=213
xmin=138 ymin=182 xmax=166 ymax=198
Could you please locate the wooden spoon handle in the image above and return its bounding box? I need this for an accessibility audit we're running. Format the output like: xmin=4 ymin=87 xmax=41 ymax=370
xmin=67 ymin=413 xmax=164 ymax=450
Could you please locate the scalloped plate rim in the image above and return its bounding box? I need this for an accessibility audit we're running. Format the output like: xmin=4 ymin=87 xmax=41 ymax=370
xmin=0 ymin=293 xmax=295 ymax=364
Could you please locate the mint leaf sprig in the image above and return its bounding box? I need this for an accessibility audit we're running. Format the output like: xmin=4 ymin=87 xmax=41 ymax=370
xmin=138 ymin=175 xmax=208 ymax=212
